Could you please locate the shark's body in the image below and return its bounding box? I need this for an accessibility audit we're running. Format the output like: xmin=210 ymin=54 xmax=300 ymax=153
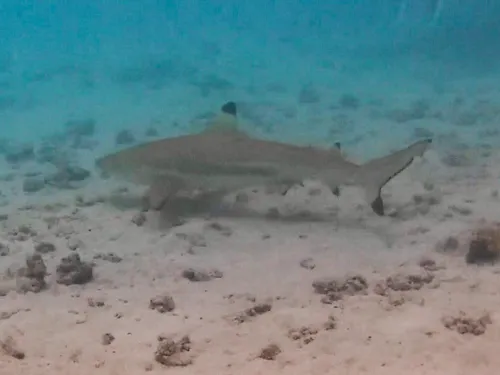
xmin=96 ymin=102 xmax=431 ymax=217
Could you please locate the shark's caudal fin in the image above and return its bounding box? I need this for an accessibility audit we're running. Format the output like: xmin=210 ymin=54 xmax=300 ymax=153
xmin=354 ymin=139 xmax=432 ymax=216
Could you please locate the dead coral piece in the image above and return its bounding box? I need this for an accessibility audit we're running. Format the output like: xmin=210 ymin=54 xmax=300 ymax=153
xmin=8 ymin=224 xmax=37 ymax=241
xmin=466 ymin=224 xmax=500 ymax=265
xmin=182 ymin=267 xmax=223 ymax=282
xmin=323 ymin=314 xmax=337 ymax=330
xmin=93 ymin=252 xmax=123 ymax=263
xmin=154 ymin=335 xmax=193 ymax=367
xmin=442 ymin=311 xmax=492 ymax=335
xmin=34 ymin=241 xmax=56 ymax=254
xmin=233 ymin=302 xmax=272 ymax=324
xmin=204 ymin=221 xmax=233 ymax=236
xmin=16 ymin=253 xmax=47 ymax=293
xmin=149 ymin=294 xmax=176 ymax=313
xmin=384 ymin=270 xmax=434 ymax=292
xmin=0 ymin=335 xmax=25 ymax=359
xmin=312 ymin=274 xmax=368 ymax=304
xmin=299 ymin=257 xmax=316 ymax=270
xmin=258 ymin=343 xmax=281 ymax=360
xmin=288 ymin=326 xmax=318 ymax=346
xmin=131 ymin=212 xmax=147 ymax=226
xmin=418 ymin=257 xmax=441 ymax=272
xmin=435 ymin=235 xmax=459 ymax=254
xmin=56 ymin=253 xmax=93 ymax=285
xmin=101 ymin=333 xmax=115 ymax=345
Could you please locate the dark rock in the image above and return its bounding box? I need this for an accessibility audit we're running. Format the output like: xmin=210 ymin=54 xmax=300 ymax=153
xmin=56 ymin=253 xmax=93 ymax=285
xmin=131 ymin=212 xmax=146 ymax=226
xmin=181 ymin=267 xmax=223 ymax=282
xmin=338 ymin=94 xmax=360 ymax=109
xmin=34 ymin=241 xmax=56 ymax=254
xmin=413 ymin=127 xmax=434 ymax=139
xmin=115 ymin=130 xmax=135 ymax=145
xmin=16 ymin=253 xmax=47 ymax=293
xmin=312 ymin=275 xmax=368 ymax=304
xmin=65 ymin=118 xmax=96 ymax=137
xmin=298 ymin=84 xmax=320 ymax=104
xmin=0 ymin=242 xmax=9 ymax=256
xmin=22 ymin=177 xmax=45 ymax=193
xmin=45 ymin=165 xmax=91 ymax=189
xmin=466 ymin=228 xmax=500 ymax=265
xmin=145 ymin=126 xmax=159 ymax=137
xmin=5 ymin=143 xmax=34 ymax=164
xmin=149 ymin=294 xmax=176 ymax=313
xmin=36 ymin=142 xmax=62 ymax=164
xmin=93 ymin=252 xmax=122 ymax=263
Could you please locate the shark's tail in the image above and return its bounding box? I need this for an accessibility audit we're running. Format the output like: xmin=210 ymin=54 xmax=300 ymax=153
xmin=353 ymin=139 xmax=432 ymax=215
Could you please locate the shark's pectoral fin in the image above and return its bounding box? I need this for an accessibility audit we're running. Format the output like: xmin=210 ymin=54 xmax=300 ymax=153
xmin=143 ymin=175 xmax=187 ymax=211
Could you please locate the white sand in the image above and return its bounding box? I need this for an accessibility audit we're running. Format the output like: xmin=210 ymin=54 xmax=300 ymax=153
xmin=1 ymin=154 xmax=500 ymax=375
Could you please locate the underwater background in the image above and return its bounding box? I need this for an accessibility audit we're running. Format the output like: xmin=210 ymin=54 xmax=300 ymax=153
xmin=1 ymin=0 xmax=500 ymax=156
xmin=2 ymin=2 xmax=500 ymax=374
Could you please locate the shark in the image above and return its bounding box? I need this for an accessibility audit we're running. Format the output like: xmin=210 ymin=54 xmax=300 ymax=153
xmin=96 ymin=101 xmax=431 ymax=220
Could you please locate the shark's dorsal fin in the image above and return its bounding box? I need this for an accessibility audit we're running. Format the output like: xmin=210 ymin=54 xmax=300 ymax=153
xmin=202 ymin=101 xmax=247 ymax=136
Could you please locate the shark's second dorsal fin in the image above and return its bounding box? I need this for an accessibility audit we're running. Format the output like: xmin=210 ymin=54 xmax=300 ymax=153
xmin=202 ymin=101 xmax=245 ymax=135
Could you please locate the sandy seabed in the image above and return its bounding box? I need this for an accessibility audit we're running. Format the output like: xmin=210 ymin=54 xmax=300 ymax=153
xmin=1 ymin=152 xmax=500 ymax=375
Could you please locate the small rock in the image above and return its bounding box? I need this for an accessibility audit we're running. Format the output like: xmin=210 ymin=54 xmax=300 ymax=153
xmin=233 ymin=302 xmax=273 ymax=324
xmin=16 ymin=253 xmax=47 ymax=293
xmin=299 ymin=257 xmax=316 ymax=270
xmin=338 ymin=94 xmax=360 ymax=109
xmin=298 ymin=84 xmax=320 ymax=104
xmin=131 ymin=212 xmax=146 ymax=226
xmin=182 ymin=268 xmax=223 ymax=282
xmin=0 ymin=242 xmax=10 ymax=256
xmin=154 ymin=335 xmax=193 ymax=367
xmin=258 ymin=343 xmax=281 ymax=360
xmin=0 ymin=336 xmax=25 ymax=359
xmin=101 ymin=333 xmax=115 ymax=345
xmin=466 ymin=228 xmax=500 ymax=265
xmin=22 ymin=177 xmax=45 ymax=193
xmin=312 ymin=275 xmax=368 ymax=303
xmin=442 ymin=312 xmax=491 ymax=335
xmin=5 ymin=143 xmax=34 ymax=164
xmin=56 ymin=253 xmax=93 ymax=285
xmin=65 ymin=118 xmax=96 ymax=137
xmin=418 ymin=257 xmax=440 ymax=271
xmin=384 ymin=270 xmax=434 ymax=292
xmin=145 ymin=126 xmax=159 ymax=137
xmin=93 ymin=252 xmax=122 ymax=263
xmin=67 ymin=237 xmax=84 ymax=251
xmin=115 ymin=130 xmax=135 ymax=145
xmin=34 ymin=241 xmax=56 ymax=254
xmin=204 ymin=221 xmax=232 ymax=236
xmin=149 ymin=294 xmax=176 ymax=313
xmin=436 ymin=236 xmax=459 ymax=254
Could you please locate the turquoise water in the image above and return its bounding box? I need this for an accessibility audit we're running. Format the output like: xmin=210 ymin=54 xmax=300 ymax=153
xmin=2 ymin=3 xmax=500 ymax=373
xmin=0 ymin=1 xmax=499 ymax=176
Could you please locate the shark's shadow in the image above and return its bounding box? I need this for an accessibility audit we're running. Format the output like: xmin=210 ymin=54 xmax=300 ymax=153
xmin=147 ymin=191 xmax=335 ymax=228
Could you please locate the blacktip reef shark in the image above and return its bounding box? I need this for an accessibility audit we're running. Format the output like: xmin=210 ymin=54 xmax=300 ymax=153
xmin=96 ymin=102 xmax=431 ymax=220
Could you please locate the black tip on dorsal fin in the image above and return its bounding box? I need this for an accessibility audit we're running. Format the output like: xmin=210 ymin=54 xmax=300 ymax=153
xmin=334 ymin=142 xmax=341 ymax=150
xmin=221 ymin=101 xmax=237 ymax=116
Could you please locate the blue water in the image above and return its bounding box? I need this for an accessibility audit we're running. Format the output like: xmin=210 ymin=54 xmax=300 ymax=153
xmin=0 ymin=1 xmax=499 ymax=171
xmin=1 ymin=2 xmax=500 ymax=372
